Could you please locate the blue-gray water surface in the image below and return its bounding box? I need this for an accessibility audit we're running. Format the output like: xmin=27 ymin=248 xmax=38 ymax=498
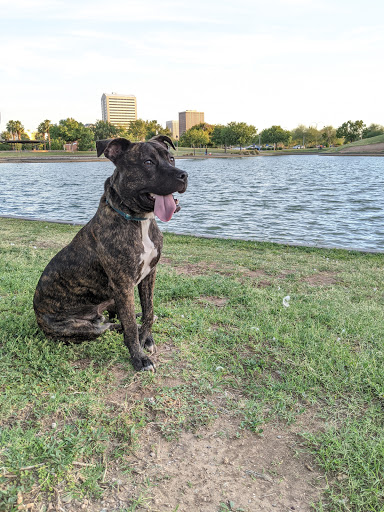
xmin=0 ymin=155 xmax=383 ymax=251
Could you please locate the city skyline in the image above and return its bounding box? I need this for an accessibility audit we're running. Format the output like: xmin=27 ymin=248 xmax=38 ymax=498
xmin=1 ymin=0 xmax=383 ymax=134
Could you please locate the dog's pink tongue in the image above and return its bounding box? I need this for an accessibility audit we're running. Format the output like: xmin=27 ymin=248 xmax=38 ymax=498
xmin=153 ymin=194 xmax=176 ymax=222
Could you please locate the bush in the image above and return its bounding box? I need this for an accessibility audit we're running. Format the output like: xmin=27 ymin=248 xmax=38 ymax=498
xmin=50 ymin=138 xmax=65 ymax=150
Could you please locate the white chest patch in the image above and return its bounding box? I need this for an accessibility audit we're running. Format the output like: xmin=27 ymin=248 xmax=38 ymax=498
xmin=138 ymin=218 xmax=158 ymax=283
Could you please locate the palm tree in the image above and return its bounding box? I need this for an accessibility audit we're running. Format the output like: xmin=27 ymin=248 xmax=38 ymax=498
xmin=14 ymin=120 xmax=24 ymax=140
xmin=6 ymin=120 xmax=17 ymax=140
xmin=37 ymin=120 xmax=52 ymax=149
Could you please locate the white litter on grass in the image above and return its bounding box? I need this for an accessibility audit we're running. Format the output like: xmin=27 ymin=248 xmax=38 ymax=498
xmin=216 ymin=366 xmax=225 ymax=371
xmin=283 ymin=295 xmax=290 ymax=308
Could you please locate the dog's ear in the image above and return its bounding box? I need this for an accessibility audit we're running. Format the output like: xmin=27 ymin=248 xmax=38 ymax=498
xmin=97 ymin=138 xmax=131 ymax=162
xmin=96 ymin=139 xmax=115 ymax=157
xmin=149 ymin=134 xmax=176 ymax=151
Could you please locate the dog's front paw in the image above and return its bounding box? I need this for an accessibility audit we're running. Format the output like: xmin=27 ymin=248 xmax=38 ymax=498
xmin=132 ymin=355 xmax=156 ymax=372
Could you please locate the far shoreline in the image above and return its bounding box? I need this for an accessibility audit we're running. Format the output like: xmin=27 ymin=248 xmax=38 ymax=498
xmin=1 ymin=140 xmax=383 ymax=163
xmin=1 ymin=152 xmax=383 ymax=163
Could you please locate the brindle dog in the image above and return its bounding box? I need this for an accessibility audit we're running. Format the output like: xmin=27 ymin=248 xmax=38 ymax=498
xmin=33 ymin=135 xmax=188 ymax=371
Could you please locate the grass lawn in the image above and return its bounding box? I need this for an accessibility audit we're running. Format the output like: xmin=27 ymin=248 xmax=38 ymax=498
xmin=325 ymin=134 xmax=384 ymax=153
xmin=0 ymin=151 xmax=98 ymax=159
xmin=0 ymin=218 xmax=383 ymax=511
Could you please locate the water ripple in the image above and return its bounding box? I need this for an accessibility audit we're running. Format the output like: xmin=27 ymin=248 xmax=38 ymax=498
xmin=0 ymin=156 xmax=383 ymax=251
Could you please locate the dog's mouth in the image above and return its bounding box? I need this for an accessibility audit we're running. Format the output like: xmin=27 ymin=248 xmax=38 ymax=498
xmin=148 ymin=193 xmax=181 ymax=222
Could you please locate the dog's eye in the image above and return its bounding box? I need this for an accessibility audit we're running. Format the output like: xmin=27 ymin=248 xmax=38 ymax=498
xmin=144 ymin=160 xmax=154 ymax=166
xmin=169 ymin=156 xmax=175 ymax=163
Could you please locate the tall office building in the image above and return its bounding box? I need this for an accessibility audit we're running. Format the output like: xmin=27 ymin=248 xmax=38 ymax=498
xmin=178 ymin=110 xmax=204 ymax=136
xmin=166 ymin=120 xmax=179 ymax=140
xmin=101 ymin=93 xmax=137 ymax=128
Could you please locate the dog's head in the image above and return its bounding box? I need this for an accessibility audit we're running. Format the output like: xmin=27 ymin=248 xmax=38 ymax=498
xmin=96 ymin=135 xmax=188 ymax=222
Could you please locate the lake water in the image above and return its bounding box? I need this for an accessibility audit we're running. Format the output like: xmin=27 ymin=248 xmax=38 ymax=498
xmin=0 ymin=155 xmax=383 ymax=251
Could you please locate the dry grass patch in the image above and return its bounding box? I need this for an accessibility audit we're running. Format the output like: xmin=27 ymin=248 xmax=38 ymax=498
xmin=302 ymin=271 xmax=340 ymax=286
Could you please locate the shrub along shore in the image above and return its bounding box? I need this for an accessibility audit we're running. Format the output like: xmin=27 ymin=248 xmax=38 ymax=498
xmin=0 ymin=218 xmax=383 ymax=511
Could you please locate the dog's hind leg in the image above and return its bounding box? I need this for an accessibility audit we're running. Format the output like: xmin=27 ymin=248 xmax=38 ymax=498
xmin=40 ymin=316 xmax=114 ymax=342
xmin=39 ymin=300 xmax=121 ymax=341
xmin=138 ymin=269 xmax=156 ymax=355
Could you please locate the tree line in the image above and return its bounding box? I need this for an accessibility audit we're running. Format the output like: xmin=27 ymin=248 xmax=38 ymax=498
xmin=1 ymin=117 xmax=383 ymax=151
xmin=182 ymin=120 xmax=384 ymax=150
xmin=0 ymin=119 xmax=172 ymax=151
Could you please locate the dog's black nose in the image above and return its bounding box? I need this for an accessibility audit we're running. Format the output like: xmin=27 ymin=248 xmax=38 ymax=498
xmin=176 ymin=171 xmax=188 ymax=180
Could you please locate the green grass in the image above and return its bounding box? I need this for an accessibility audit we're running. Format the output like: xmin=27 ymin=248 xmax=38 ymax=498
xmin=325 ymin=134 xmax=384 ymax=153
xmin=0 ymin=147 xmax=244 ymax=159
xmin=0 ymin=218 xmax=384 ymax=510
xmin=0 ymin=150 xmax=98 ymax=159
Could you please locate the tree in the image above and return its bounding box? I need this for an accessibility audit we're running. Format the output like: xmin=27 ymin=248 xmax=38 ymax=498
xmin=49 ymin=118 xmax=96 ymax=150
xmin=6 ymin=120 xmax=25 ymax=140
xmin=260 ymin=125 xmax=291 ymax=149
xmin=362 ymin=123 xmax=384 ymax=139
xmin=291 ymin=124 xmax=307 ymax=146
xmin=179 ymin=127 xmax=210 ymax=149
xmin=126 ymin=119 xmax=147 ymax=141
xmin=77 ymin=127 xmax=95 ymax=151
xmin=90 ymin=120 xmax=121 ymax=140
xmin=144 ymin=120 xmax=172 ymax=140
xmin=320 ymin=126 xmax=338 ymax=147
xmin=290 ymin=124 xmax=321 ymax=147
xmin=37 ymin=120 xmax=52 ymax=149
xmin=50 ymin=118 xmax=84 ymax=142
xmin=226 ymin=121 xmax=257 ymax=150
xmin=211 ymin=125 xmax=235 ymax=151
xmin=14 ymin=121 xmax=25 ymax=140
xmin=336 ymin=120 xmax=366 ymax=144
xmin=1 ymin=131 xmax=12 ymax=141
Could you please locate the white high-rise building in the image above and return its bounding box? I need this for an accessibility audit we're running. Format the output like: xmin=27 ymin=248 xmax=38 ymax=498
xmin=101 ymin=93 xmax=137 ymax=128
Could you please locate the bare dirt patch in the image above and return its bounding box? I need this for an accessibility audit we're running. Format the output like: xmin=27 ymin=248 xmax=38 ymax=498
xmin=338 ymin=142 xmax=384 ymax=154
xmin=256 ymin=280 xmax=273 ymax=288
xmin=84 ymin=417 xmax=323 ymax=512
xmin=161 ymin=258 xmax=268 ymax=283
xmin=30 ymin=240 xmax=64 ymax=249
xmin=198 ymin=296 xmax=228 ymax=307
xmin=238 ymin=268 xmax=267 ymax=279
xmin=77 ymin=360 xmax=324 ymax=512
xmin=302 ymin=271 xmax=340 ymax=286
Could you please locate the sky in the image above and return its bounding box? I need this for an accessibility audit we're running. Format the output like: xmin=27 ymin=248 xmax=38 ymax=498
xmin=1 ymin=0 xmax=383 ymax=134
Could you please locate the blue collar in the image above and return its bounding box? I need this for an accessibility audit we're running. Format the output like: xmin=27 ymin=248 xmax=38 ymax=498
xmin=106 ymin=199 xmax=148 ymax=221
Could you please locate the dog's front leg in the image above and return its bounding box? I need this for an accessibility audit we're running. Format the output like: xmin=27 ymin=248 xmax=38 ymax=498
xmin=138 ymin=268 xmax=156 ymax=354
xmin=111 ymin=282 xmax=155 ymax=372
